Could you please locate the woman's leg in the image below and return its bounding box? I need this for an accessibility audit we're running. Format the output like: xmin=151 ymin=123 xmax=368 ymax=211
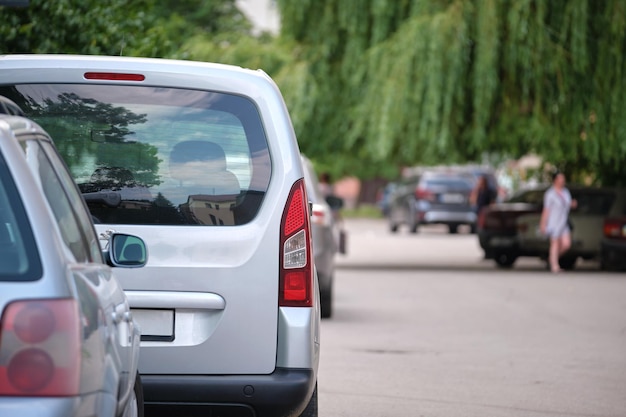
xmin=549 ymin=237 xmax=561 ymax=272
xmin=559 ymin=233 xmax=571 ymax=255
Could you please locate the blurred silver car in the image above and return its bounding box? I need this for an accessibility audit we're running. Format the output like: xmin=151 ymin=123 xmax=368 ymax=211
xmin=0 ymin=54 xmax=320 ymax=417
xmin=388 ymin=171 xmax=476 ymax=234
xmin=301 ymin=155 xmax=345 ymax=318
xmin=0 ymin=115 xmax=146 ymax=417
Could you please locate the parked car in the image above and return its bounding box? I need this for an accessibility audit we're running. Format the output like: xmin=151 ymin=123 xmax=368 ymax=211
xmin=0 ymin=115 xmax=146 ymax=417
xmin=0 ymin=54 xmax=320 ymax=417
xmin=387 ymin=171 xmax=476 ymax=234
xmin=600 ymin=217 xmax=626 ymax=271
xmin=516 ymin=187 xmax=626 ymax=269
xmin=301 ymin=155 xmax=345 ymax=318
xmin=477 ymin=186 xmax=547 ymax=267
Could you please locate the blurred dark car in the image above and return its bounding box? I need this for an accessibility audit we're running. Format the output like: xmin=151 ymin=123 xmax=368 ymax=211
xmin=477 ymin=186 xmax=547 ymax=267
xmin=516 ymin=187 xmax=624 ymax=270
xmin=480 ymin=185 xmax=626 ymax=269
xmin=387 ymin=171 xmax=475 ymax=234
xmin=601 ymin=217 xmax=626 ymax=271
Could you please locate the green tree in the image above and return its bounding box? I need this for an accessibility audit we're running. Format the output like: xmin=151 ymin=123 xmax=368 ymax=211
xmin=276 ymin=0 xmax=626 ymax=185
xmin=0 ymin=0 xmax=169 ymax=56
xmin=0 ymin=0 xmax=250 ymax=58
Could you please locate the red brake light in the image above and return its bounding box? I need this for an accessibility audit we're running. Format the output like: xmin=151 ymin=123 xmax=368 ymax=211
xmin=279 ymin=179 xmax=313 ymax=307
xmin=0 ymin=299 xmax=81 ymax=396
xmin=415 ymin=187 xmax=435 ymax=201
xmin=84 ymin=72 xmax=145 ymax=81
xmin=604 ymin=219 xmax=626 ymax=239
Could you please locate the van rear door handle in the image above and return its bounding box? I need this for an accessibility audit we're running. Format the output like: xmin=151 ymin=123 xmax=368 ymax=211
xmin=125 ymin=291 xmax=225 ymax=310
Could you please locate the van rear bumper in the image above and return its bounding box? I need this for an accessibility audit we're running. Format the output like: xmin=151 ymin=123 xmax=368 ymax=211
xmin=142 ymin=367 xmax=315 ymax=417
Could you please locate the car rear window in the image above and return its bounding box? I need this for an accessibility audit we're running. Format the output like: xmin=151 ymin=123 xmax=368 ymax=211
xmin=570 ymin=189 xmax=616 ymax=215
xmin=508 ymin=189 xmax=545 ymax=204
xmin=0 ymin=154 xmax=42 ymax=281
xmin=0 ymin=84 xmax=271 ymax=226
xmin=423 ymin=177 xmax=471 ymax=189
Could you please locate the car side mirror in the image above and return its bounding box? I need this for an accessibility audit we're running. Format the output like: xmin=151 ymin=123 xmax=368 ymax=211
xmin=326 ymin=195 xmax=344 ymax=211
xmin=105 ymin=233 xmax=148 ymax=268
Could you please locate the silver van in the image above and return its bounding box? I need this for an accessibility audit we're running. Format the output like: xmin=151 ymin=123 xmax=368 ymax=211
xmin=0 ymin=55 xmax=320 ymax=417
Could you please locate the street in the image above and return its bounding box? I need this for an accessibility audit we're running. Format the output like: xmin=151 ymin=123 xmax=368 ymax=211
xmin=319 ymin=218 xmax=626 ymax=417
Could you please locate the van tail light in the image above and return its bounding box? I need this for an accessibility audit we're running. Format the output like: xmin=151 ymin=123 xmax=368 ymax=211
xmin=415 ymin=187 xmax=435 ymax=202
xmin=604 ymin=218 xmax=626 ymax=239
xmin=0 ymin=299 xmax=81 ymax=396
xmin=279 ymin=179 xmax=313 ymax=307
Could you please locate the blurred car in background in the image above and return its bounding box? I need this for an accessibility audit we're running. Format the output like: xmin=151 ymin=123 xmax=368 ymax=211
xmin=477 ymin=186 xmax=547 ymax=267
xmin=600 ymin=216 xmax=626 ymax=271
xmin=0 ymin=115 xmax=146 ymax=417
xmin=387 ymin=171 xmax=475 ymax=234
xmin=376 ymin=182 xmax=397 ymax=217
xmin=516 ymin=187 xmax=626 ymax=270
xmin=301 ymin=155 xmax=345 ymax=318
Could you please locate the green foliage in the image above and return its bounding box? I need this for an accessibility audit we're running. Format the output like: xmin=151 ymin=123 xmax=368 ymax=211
xmin=2 ymin=0 xmax=624 ymax=186
xmin=0 ymin=0 xmax=250 ymax=58
xmin=0 ymin=0 xmax=167 ymax=56
xmin=277 ymin=0 xmax=626 ymax=185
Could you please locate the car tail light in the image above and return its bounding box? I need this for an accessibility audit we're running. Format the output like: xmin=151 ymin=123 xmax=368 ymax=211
xmin=84 ymin=72 xmax=145 ymax=81
xmin=482 ymin=212 xmax=502 ymax=230
xmin=0 ymin=299 xmax=81 ymax=396
xmin=415 ymin=187 xmax=435 ymax=202
xmin=310 ymin=203 xmax=332 ymax=227
xmin=604 ymin=218 xmax=626 ymax=239
xmin=279 ymin=179 xmax=313 ymax=307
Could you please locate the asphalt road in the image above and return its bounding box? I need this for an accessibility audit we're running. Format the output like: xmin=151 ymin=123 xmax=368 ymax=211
xmin=318 ymin=218 xmax=626 ymax=417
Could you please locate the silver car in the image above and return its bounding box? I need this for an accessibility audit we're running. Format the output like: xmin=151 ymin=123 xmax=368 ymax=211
xmin=301 ymin=155 xmax=345 ymax=318
xmin=0 ymin=115 xmax=146 ymax=417
xmin=0 ymin=54 xmax=320 ymax=417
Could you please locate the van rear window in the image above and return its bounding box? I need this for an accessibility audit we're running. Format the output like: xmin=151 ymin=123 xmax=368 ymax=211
xmin=1 ymin=85 xmax=271 ymax=226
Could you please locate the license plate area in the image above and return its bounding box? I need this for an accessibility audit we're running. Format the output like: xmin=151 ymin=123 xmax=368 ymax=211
xmin=440 ymin=193 xmax=465 ymax=204
xmin=133 ymin=309 xmax=175 ymax=342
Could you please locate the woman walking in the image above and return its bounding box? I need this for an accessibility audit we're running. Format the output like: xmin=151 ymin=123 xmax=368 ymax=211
xmin=540 ymin=172 xmax=577 ymax=273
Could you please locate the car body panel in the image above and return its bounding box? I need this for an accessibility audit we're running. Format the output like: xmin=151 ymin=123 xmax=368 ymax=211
xmin=601 ymin=216 xmax=626 ymax=270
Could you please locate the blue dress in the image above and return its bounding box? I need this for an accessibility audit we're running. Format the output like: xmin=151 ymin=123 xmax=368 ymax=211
xmin=543 ymin=186 xmax=572 ymax=238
